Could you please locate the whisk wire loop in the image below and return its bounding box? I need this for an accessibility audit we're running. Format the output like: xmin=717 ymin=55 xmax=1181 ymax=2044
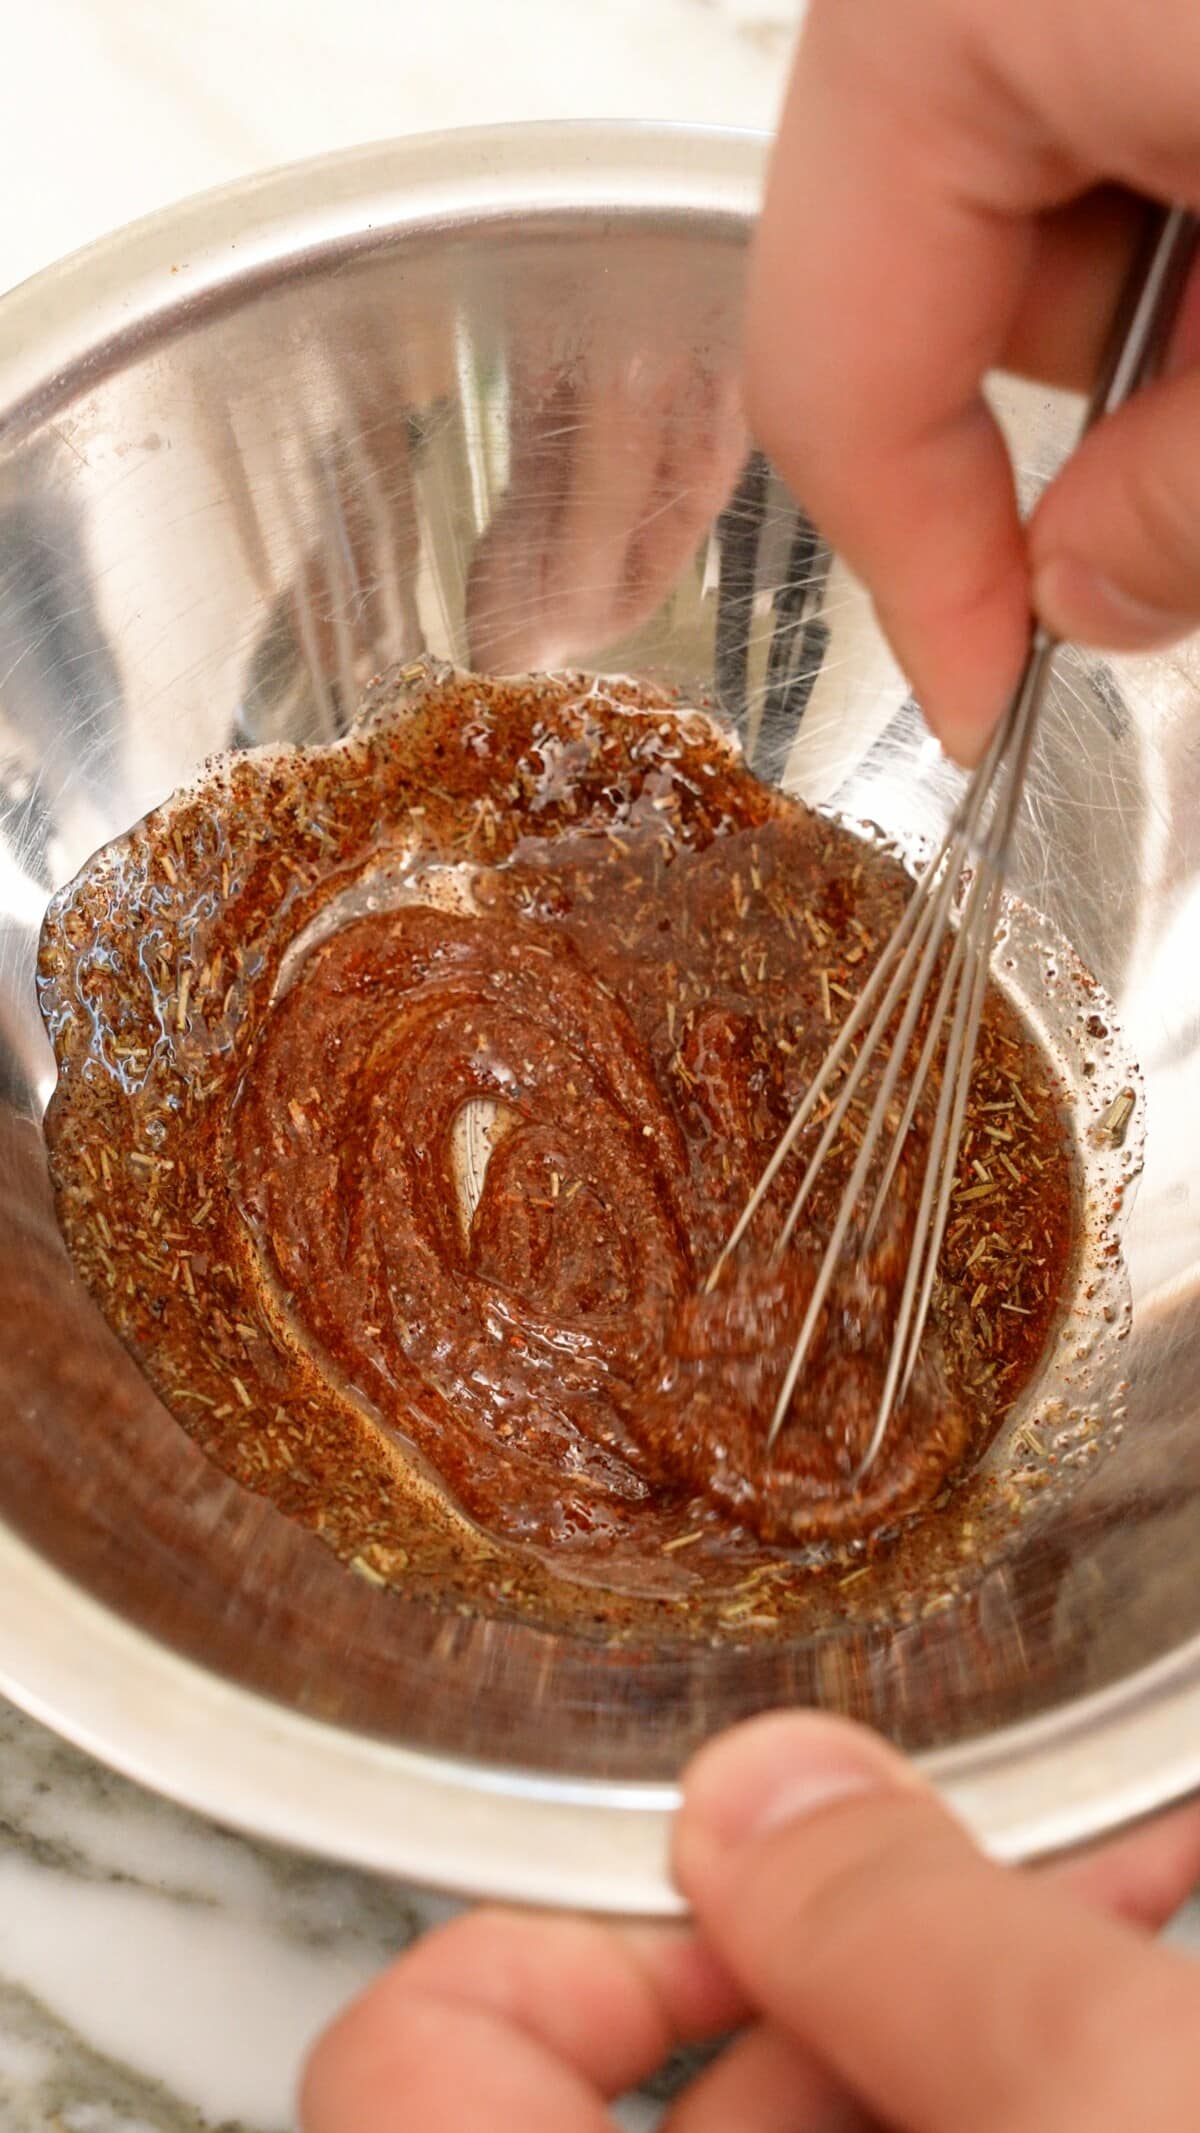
xmin=715 ymin=204 xmax=1196 ymax=1486
xmin=756 ymin=623 xmax=1054 ymax=1455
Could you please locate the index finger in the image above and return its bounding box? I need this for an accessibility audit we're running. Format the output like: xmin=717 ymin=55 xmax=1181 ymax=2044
xmin=298 ymin=1909 xmax=745 ymax=2131
xmin=745 ymin=1 xmax=1055 ymax=760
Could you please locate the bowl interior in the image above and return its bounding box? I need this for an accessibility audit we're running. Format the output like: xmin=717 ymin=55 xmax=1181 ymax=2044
xmin=3 ymin=128 xmax=1200 ymax=1793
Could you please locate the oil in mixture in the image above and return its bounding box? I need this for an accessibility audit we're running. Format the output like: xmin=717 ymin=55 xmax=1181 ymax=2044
xmin=37 ymin=663 xmax=1077 ymax=1635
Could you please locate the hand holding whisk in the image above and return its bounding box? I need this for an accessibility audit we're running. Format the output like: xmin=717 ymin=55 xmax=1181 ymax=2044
xmin=712 ymin=202 xmax=1199 ymax=1483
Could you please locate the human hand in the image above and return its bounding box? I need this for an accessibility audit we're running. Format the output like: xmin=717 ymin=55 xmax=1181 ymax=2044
xmin=745 ymin=0 xmax=1200 ymax=762
xmin=299 ymin=1712 xmax=1200 ymax=2130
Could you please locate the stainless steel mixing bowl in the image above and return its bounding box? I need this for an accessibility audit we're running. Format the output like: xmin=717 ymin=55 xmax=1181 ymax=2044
xmin=3 ymin=123 xmax=1200 ymax=1912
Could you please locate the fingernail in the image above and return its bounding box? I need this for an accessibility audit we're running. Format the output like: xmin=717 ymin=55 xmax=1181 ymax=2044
xmin=680 ymin=1713 xmax=912 ymax=1858
xmin=1033 ymin=556 xmax=1196 ymax=649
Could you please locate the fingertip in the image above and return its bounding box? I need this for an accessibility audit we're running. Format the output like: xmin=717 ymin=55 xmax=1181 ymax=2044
xmin=1032 ymin=553 xmax=1197 ymax=651
xmin=674 ymin=1712 xmax=916 ymax=1901
xmin=1026 ymin=370 xmax=1200 ymax=659
xmin=876 ymin=576 xmax=1030 ymax=770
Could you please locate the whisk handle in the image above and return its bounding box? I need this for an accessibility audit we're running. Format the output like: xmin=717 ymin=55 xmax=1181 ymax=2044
xmin=1084 ymin=204 xmax=1199 ymax=431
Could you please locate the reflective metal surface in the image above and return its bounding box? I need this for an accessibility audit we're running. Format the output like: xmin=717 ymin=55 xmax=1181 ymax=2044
xmin=3 ymin=124 xmax=1200 ymax=1910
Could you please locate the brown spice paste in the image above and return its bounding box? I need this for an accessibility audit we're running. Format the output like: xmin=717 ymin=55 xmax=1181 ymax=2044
xmin=38 ymin=664 xmax=1075 ymax=1612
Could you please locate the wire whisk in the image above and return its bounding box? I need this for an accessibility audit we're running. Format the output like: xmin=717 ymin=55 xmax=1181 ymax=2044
xmin=712 ymin=200 xmax=1199 ymax=1484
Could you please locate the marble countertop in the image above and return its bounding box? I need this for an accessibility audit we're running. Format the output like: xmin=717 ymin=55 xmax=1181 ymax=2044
xmin=0 ymin=0 xmax=795 ymax=299
xmin=0 ymin=4 xmax=792 ymax=2127
xmin=0 ymin=1700 xmax=442 ymax=2133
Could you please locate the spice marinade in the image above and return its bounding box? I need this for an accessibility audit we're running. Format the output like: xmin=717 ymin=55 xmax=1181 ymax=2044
xmin=38 ymin=664 xmax=1076 ymax=1637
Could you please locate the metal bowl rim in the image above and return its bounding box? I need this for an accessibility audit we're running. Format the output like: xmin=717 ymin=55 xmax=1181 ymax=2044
xmin=3 ymin=120 xmax=1198 ymax=1907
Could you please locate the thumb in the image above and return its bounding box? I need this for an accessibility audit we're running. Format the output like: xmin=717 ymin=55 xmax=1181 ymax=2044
xmin=674 ymin=1714 xmax=1200 ymax=2133
xmin=1031 ymin=366 xmax=1200 ymax=653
